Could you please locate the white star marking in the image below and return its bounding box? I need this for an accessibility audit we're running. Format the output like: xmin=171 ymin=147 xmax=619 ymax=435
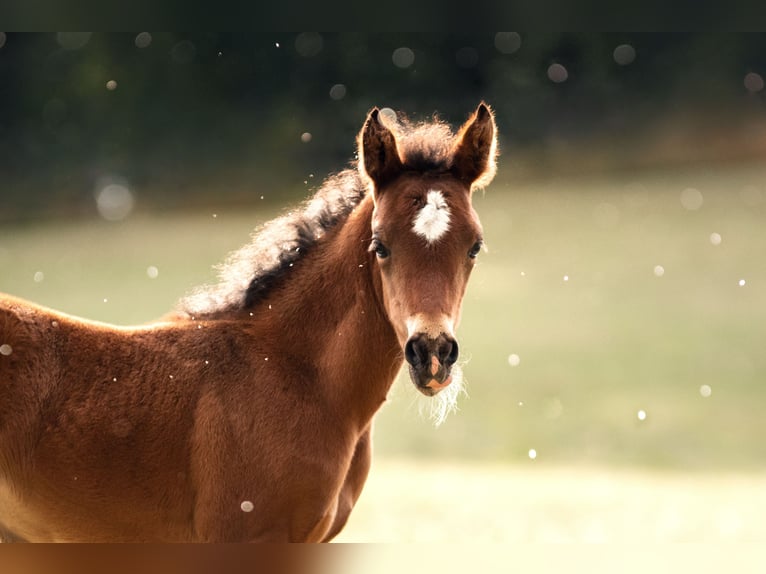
xmin=413 ymin=190 xmax=450 ymax=244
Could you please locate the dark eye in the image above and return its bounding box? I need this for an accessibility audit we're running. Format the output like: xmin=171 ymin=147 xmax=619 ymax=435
xmin=468 ymin=240 xmax=483 ymax=259
xmin=370 ymin=238 xmax=390 ymax=259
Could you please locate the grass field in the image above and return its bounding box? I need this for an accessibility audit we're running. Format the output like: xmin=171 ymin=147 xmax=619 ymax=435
xmin=1 ymin=162 xmax=765 ymax=471
xmin=335 ymin=458 xmax=766 ymax=543
xmin=1 ymin=162 xmax=766 ymax=543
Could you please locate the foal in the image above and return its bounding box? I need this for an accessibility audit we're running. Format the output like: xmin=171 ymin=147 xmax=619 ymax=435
xmin=0 ymin=104 xmax=498 ymax=542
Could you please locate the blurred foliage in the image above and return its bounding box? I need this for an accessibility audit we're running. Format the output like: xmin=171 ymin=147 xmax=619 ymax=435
xmin=2 ymin=33 xmax=766 ymax=220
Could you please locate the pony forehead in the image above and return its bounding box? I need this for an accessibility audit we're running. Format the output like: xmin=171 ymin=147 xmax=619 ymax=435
xmin=412 ymin=189 xmax=451 ymax=244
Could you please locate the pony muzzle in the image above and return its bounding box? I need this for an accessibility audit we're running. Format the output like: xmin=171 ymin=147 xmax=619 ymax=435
xmin=404 ymin=332 xmax=459 ymax=395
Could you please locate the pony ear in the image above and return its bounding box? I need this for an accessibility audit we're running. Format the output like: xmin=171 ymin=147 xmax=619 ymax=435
xmin=358 ymin=108 xmax=403 ymax=195
xmin=451 ymin=102 xmax=498 ymax=190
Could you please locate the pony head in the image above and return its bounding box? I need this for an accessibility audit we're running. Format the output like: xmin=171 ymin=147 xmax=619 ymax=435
xmin=358 ymin=103 xmax=497 ymax=407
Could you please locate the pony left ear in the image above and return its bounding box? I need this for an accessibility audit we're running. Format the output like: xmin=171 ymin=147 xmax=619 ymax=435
xmin=358 ymin=108 xmax=404 ymax=196
xmin=451 ymin=102 xmax=498 ymax=190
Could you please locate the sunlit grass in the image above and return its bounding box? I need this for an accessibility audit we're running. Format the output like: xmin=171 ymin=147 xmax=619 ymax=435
xmin=1 ymin=162 xmax=764 ymax=470
xmin=335 ymin=458 xmax=766 ymax=543
xmin=372 ymin=164 xmax=766 ymax=471
xmin=0 ymin=211 xmax=274 ymax=324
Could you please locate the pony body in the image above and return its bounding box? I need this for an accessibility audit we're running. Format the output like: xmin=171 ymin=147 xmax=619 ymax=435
xmin=0 ymin=104 xmax=497 ymax=542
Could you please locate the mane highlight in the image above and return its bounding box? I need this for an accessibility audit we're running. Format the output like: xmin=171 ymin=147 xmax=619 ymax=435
xmin=180 ymin=170 xmax=366 ymax=317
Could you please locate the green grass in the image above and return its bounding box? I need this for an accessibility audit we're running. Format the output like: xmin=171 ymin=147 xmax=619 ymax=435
xmin=1 ymin=162 xmax=765 ymax=471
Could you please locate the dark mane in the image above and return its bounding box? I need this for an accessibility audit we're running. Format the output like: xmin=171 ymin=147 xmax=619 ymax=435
xmin=180 ymin=115 xmax=459 ymax=317
xmin=180 ymin=169 xmax=366 ymax=316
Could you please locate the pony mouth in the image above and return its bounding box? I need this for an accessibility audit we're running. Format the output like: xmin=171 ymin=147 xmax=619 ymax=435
xmin=408 ymin=364 xmax=466 ymax=426
xmin=408 ymin=365 xmax=453 ymax=396
xmin=407 ymin=351 xmax=457 ymax=396
xmin=415 ymin=376 xmax=453 ymax=396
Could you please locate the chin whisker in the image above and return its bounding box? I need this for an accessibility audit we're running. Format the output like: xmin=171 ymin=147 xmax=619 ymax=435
xmin=418 ymin=364 xmax=467 ymax=427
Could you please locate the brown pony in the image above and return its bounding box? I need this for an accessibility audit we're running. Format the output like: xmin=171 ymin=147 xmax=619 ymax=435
xmin=0 ymin=103 xmax=498 ymax=542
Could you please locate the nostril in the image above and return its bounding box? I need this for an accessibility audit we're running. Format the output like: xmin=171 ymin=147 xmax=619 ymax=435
xmin=442 ymin=338 xmax=459 ymax=367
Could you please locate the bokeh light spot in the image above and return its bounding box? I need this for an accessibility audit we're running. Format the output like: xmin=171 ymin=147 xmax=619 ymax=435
xmin=494 ymin=32 xmax=521 ymax=54
xmin=295 ymin=33 xmax=323 ymax=57
xmin=547 ymin=63 xmax=568 ymax=83
xmin=329 ymin=83 xmax=347 ymax=100
xmin=392 ymin=47 xmax=415 ymax=69
xmin=680 ymin=187 xmax=704 ymax=210
xmin=134 ymin=32 xmax=152 ymax=49
xmin=95 ymin=179 xmax=134 ymax=221
xmin=744 ymin=72 xmax=764 ymax=93
xmin=613 ymin=44 xmax=636 ymax=66
xmin=379 ymin=107 xmax=397 ymax=125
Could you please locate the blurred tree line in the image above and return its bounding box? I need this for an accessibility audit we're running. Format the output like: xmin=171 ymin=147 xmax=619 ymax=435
xmin=2 ymin=32 xmax=766 ymax=221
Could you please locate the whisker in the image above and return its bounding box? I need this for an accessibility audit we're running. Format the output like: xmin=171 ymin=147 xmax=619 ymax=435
xmin=421 ymin=364 xmax=468 ymax=427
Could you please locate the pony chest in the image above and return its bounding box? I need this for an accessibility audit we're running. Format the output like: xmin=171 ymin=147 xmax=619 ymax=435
xmin=0 ymin=481 xmax=59 ymax=542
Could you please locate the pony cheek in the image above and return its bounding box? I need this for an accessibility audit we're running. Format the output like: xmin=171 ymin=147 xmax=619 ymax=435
xmin=378 ymin=282 xmax=409 ymax=345
xmin=386 ymin=307 xmax=410 ymax=347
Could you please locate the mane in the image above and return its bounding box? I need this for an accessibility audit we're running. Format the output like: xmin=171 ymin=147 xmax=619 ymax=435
xmin=180 ymin=114 xmax=459 ymax=317
xmin=180 ymin=169 xmax=366 ymax=317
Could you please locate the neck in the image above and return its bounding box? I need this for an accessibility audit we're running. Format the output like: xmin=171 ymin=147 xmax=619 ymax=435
xmin=257 ymin=195 xmax=402 ymax=430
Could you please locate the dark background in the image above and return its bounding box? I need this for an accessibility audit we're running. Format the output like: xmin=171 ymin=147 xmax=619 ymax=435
xmin=2 ymin=32 xmax=766 ymax=221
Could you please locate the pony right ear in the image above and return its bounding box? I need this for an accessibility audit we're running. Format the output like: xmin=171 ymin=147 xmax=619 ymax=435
xmin=358 ymin=108 xmax=403 ymax=195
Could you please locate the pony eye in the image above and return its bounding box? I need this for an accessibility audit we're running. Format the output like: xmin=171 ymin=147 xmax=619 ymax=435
xmin=468 ymin=240 xmax=483 ymax=259
xmin=370 ymin=239 xmax=390 ymax=259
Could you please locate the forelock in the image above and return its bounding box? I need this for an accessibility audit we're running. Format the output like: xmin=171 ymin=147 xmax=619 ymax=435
xmin=388 ymin=116 xmax=455 ymax=173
